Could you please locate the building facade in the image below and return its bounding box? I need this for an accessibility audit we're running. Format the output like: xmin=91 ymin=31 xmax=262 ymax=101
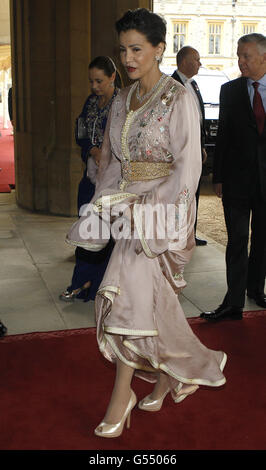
xmin=154 ymin=0 xmax=266 ymax=77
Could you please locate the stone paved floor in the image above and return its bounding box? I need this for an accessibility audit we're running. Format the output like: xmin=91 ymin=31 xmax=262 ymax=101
xmin=0 ymin=191 xmax=261 ymax=336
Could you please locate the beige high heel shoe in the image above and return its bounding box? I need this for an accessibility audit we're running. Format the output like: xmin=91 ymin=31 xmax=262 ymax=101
xmin=174 ymin=384 xmax=199 ymax=403
xmin=138 ymin=383 xmax=199 ymax=411
xmin=94 ymin=390 xmax=137 ymax=438
xmin=138 ymin=387 xmax=170 ymax=412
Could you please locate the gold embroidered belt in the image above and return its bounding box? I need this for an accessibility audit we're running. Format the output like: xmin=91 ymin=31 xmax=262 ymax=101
xmin=121 ymin=161 xmax=172 ymax=182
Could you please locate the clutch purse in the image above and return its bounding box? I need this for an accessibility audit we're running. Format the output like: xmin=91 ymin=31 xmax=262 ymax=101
xmin=77 ymin=117 xmax=88 ymax=139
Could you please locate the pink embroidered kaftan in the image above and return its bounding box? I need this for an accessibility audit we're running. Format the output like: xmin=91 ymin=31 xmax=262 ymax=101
xmin=67 ymin=76 xmax=227 ymax=397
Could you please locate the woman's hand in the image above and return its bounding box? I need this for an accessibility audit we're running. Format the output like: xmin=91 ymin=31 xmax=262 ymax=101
xmin=213 ymin=183 xmax=223 ymax=198
xmin=90 ymin=147 xmax=101 ymax=166
xmin=202 ymin=148 xmax=207 ymax=164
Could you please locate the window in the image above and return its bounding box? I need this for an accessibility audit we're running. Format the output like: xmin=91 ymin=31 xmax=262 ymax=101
xmin=173 ymin=23 xmax=187 ymax=54
xmin=242 ymin=23 xmax=257 ymax=35
xmin=208 ymin=23 xmax=222 ymax=55
xmin=207 ymin=65 xmax=223 ymax=71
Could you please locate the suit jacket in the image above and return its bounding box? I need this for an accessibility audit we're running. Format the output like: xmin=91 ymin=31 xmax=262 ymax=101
xmin=172 ymin=70 xmax=206 ymax=149
xmin=213 ymin=76 xmax=266 ymax=202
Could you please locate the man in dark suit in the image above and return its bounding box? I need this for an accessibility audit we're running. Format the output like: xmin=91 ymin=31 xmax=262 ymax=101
xmin=172 ymin=46 xmax=208 ymax=246
xmin=201 ymin=33 xmax=266 ymax=322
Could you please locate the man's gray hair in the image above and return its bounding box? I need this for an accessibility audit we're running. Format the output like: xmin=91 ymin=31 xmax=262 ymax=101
xmin=238 ymin=33 xmax=266 ymax=54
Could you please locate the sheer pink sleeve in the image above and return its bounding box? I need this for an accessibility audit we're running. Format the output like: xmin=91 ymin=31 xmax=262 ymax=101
xmin=133 ymin=88 xmax=202 ymax=257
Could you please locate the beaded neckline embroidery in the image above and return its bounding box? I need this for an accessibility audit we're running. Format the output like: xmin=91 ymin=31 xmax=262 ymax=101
xmin=135 ymin=73 xmax=167 ymax=103
xmin=126 ymin=74 xmax=169 ymax=114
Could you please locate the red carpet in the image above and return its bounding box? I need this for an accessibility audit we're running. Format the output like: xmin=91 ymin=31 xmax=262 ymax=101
xmin=0 ymin=118 xmax=15 ymax=193
xmin=0 ymin=311 xmax=265 ymax=451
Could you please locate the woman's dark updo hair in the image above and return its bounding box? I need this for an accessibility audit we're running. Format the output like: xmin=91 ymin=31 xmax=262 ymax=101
xmin=89 ymin=56 xmax=122 ymax=88
xmin=115 ymin=8 xmax=166 ymax=47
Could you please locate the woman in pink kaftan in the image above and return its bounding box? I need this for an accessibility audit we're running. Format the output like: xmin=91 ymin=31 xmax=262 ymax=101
xmin=66 ymin=8 xmax=227 ymax=438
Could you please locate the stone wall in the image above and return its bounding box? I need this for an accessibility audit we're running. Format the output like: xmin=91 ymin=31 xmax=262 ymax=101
xmin=10 ymin=0 xmax=151 ymax=215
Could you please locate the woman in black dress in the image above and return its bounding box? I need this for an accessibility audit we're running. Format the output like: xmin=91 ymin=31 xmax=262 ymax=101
xmin=60 ymin=56 xmax=121 ymax=302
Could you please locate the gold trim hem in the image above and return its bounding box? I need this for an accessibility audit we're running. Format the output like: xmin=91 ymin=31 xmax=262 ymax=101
xmin=94 ymin=192 xmax=138 ymax=213
xmin=101 ymin=334 xmax=227 ymax=388
xmin=97 ymin=285 xmax=120 ymax=303
xmin=65 ymin=237 xmax=108 ymax=251
xmin=104 ymin=334 xmax=155 ymax=372
xmin=96 ymin=271 xmax=227 ymax=389
xmin=104 ymin=326 xmax=158 ymax=336
xmin=98 ymin=285 xmax=120 ymax=295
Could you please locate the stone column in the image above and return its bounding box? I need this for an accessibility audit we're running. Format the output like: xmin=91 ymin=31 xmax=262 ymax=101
xmin=10 ymin=0 xmax=151 ymax=215
xmin=10 ymin=0 xmax=91 ymax=215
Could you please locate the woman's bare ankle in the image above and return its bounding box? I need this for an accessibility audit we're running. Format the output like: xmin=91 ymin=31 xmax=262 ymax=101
xmin=150 ymin=373 xmax=169 ymax=399
xmin=103 ymin=387 xmax=132 ymax=424
xmin=83 ymin=281 xmax=91 ymax=289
